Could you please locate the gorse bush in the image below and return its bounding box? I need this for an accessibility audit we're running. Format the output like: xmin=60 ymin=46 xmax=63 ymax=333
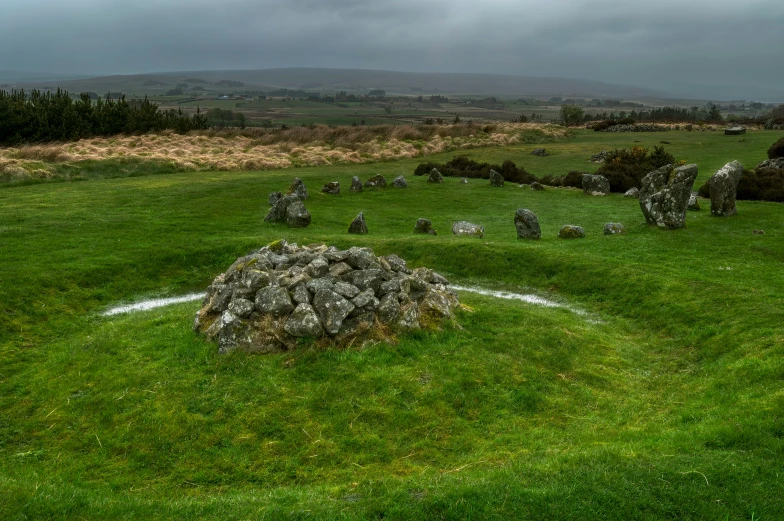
xmin=414 ymin=155 xmax=536 ymax=184
xmin=595 ymin=146 xmax=677 ymax=193
xmin=768 ymin=137 xmax=784 ymax=159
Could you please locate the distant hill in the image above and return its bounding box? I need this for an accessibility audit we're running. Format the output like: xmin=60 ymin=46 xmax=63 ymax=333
xmin=14 ymin=68 xmax=668 ymax=100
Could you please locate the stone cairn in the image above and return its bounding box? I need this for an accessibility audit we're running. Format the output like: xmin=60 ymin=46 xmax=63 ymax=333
xmin=582 ymin=174 xmax=610 ymax=195
xmin=193 ymin=241 xmax=460 ymax=354
xmin=489 ymin=169 xmax=504 ymax=187
xmin=707 ymin=160 xmax=744 ymax=216
xmin=639 ymin=164 xmax=698 ymax=229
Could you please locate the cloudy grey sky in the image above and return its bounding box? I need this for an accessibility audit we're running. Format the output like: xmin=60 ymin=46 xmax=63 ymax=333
xmin=2 ymin=0 xmax=783 ymax=99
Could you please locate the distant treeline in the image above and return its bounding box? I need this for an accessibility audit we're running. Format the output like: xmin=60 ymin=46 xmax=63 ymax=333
xmin=586 ymin=105 xmax=724 ymax=123
xmin=0 ymin=89 xmax=208 ymax=145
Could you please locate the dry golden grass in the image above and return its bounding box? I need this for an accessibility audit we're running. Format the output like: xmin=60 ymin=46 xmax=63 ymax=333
xmin=0 ymin=123 xmax=567 ymax=174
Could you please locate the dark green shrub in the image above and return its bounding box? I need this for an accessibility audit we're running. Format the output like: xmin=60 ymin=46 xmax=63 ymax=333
xmin=413 ymin=155 xmax=535 ymax=184
xmin=768 ymin=137 xmax=784 ymax=159
xmin=595 ymin=146 xmax=676 ymax=193
xmin=699 ymin=168 xmax=784 ymax=202
xmin=562 ymin=171 xmax=587 ymax=188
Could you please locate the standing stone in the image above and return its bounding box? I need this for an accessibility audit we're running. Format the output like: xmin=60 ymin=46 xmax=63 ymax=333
xmin=348 ymin=212 xmax=368 ymax=234
xmin=558 ymin=225 xmax=586 ymax=239
xmin=530 ymin=182 xmax=545 ymax=191
xmin=268 ymin=191 xmax=282 ymax=206
xmin=489 ymin=169 xmax=504 ymax=187
xmin=284 ymin=303 xmax=324 ymax=337
xmin=688 ymin=192 xmax=701 ymax=211
xmin=582 ymin=174 xmax=610 ymax=195
xmin=322 ymin=181 xmax=340 ymax=195
xmin=460 ymin=178 xmax=468 ymax=184
xmin=287 ymin=177 xmax=308 ymax=199
xmin=413 ymin=218 xmax=437 ymax=235
xmin=428 ymin=168 xmax=444 ymax=183
xmin=350 ymin=176 xmax=363 ymax=192
xmin=624 ymin=187 xmax=640 ymax=198
xmin=265 ymin=194 xmax=311 ymax=228
xmin=707 ymin=160 xmax=744 ymax=216
xmin=452 ymin=221 xmax=484 ymax=238
xmin=531 ymin=147 xmax=548 ymax=156
xmin=364 ymin=174 xmax=387 ymax=188
xmin=514 ymin=209 xmax=541 ymax=239
xmin=603 ymin=223 xmax=626 ymax=235
xmin=639 ymin=164 xmax=698 ymax=229
xmin=393 ymin=175 xmax=408 ymax=188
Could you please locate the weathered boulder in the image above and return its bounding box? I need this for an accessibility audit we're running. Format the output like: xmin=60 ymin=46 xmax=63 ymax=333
xmin=489 ymin=169 xmax=504 ymax=187
xmin=255 ymin=286 xmax=295 ymax=316
xmin=264 ymin=194 xmax=312 ymax=228
xmin=284 ymin=304 xmax=323 ymax=337
xmin=624 ymin=187 xmax=639 ymax=198
xmin=393 ymin=175 xmax=408 ymax=188
xmin=287 ymin=177 xmax=308 ymax=200
xmin=452 ymin=221 xmax=484 ymax=238
xmin=364 ymin=175 xmax=387 ymax=188
xmin=350 ymin=176 xmax=363 ymax=192
xmin=413 ymin=218 xmax=437 ymax=235
xmin=460 ymin=178 xmax=468 ymax=184
xmin=428 ymin=168 xmax=444 ymax=183
xmin=582 ymin=174 xmax=610 ymax=195
xmin=757 ymin=157 xmax=784 ymax=170
xmin=530 ymin=182 xmax=545 ymax=191
xmin=322 ymin=181 xmax=340 ymax=195
xmin=707 ymin=160 xmax=744 ymax=216
xmin=531 ymin=147 xmax=548 ymax=156
xmin=268 ymin=191 xmax=283 ymax=206
xmin=603 ymin=223 xmax=626 ymax=235
xmin=348 ymin=212 xmax=368 ymax=234
xmin=639 ymin=164 xmax=698 ymax=229
xmin=558 ymin=225 xmax=585 ymax=239
xmin=514 ymin=209 xmax=541 ymax=240
xmin=688 ymin=192 xmax=701 ymax=211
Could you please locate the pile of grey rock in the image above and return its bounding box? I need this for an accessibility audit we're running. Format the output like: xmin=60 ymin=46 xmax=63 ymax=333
xmin=194 ymin=241 xmax=460 ymax=354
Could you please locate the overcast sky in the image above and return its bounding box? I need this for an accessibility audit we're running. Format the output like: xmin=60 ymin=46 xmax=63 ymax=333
xmin=2 ymin=0 xmax=783 ymax=100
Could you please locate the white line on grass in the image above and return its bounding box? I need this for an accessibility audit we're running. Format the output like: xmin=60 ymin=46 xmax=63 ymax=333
xmin=101 ymin=293 xmax=205 ymax=316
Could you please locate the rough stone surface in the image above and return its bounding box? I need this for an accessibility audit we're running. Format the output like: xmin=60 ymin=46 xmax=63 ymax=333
xmin=603 ymin=223 xmax=626 ymax=235
xmin=393 ymin=175 xmax=408 ymax=188
xmin=460 ymin=177 xmax=468 ymax=184
xmin=707 ymin=160 xmax=744 ymax=216
xmin=287 ymin=177 xmax=308 ymax=200
xmin=364 ymin=175 xmax=386 ymax=188
xmin=489 ymin=169 xmax=504 ymax=187
xmin=639 ymin=164 xmax=698 ymax=229
xmin=624 ymin=187 xmax=640 ymax=198
xmin=194 ymin=241 xmax=460 ymax=353
xmin=452 ymin=221 xmax=484 ymax=238
xmin=350 ymin=176 xmax=363 ymax=192
xmin=514 ymin=209 xmax=541 ymax=240
xmin=757 ymin=157 xmax=784 ymax=170
xmin=348 ymin=212 xmax=368 ymax=234
xmin=530 ymin=182 xmax=545 ymax=191
xmin=558 ymin=225 xmax=586 ymax=239
xmin=321 ymin=181 xmax=340 ymax=195
xmin=688 ymin=192 xmax=701 ymax=211
xmin=413 ymin=218 xmax=437 ymax=235
xmin=591 ymin=150 xmax=611 ymax=163
xmin=582 ymin=174 xmax=610 ymax=195
xmin=531 ymin=147 xmax=548 ymax=156
xmin=268 ymin=191 xmax=282 ymax=206
xmin=428 ymin=168 xmax=444 ymax=183
xmin=265 ymin=194 xmax=311 ymax=228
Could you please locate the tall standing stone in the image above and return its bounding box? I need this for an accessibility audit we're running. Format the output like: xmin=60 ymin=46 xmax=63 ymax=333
xmin=489 ymin=169 xmax=504 ymax=187
xmin=707 ymin=160 xmax=744 ymax=216
xmin=350 ymin=176 xmax=363 ymax=192
xmin=639 ymin=164 xmax=698 ymax=229
xmin=514 ymin=209 xmax=541 ymax=239
xmin=287 ymin=177 xmax=308 ymax=200
xmin=348 ymin=212 xmax=368 ymax=234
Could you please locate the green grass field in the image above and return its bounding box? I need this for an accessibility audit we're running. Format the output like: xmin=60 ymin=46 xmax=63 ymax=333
xmin=1 ymin=130 xmax=783 ymax=519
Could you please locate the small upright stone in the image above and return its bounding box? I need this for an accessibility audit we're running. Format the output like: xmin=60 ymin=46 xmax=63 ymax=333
xmin=489 ymin=169 xmax=504 ymax=187
xmin=287 ymin=177 xmax=308 ymax=199
xmin=364 ymin=175 xmax=387 ymax=188
xmin=321 ymin=181 xmax=340 ymax=195
xmin=268 ymin=191 xmax=282 ymax=206
xmin=688 ymin=192 xmax=701 ymax=211
xmin=531 ymin=147 xmax=548 ymax=156
xmin=350 ymin=176 xmax=363 ymax=192
xmin=265 ymin=194 xmax=311 ymax=228
xmin=558 ymin=225 xmax=586 ymax=239
xmin=452 ymin=221 xmax=484 ymax=238
xmin=707 ymin=160 xmax=744 ymax=216
xmin=348 ymin=212 xmax=368 ymax=234
xmin=624 ymin=187 xmax=640 ymax=198
xmin=603 ymin=223 xmax=626 ymax=235
xmin=393 ymin=175 xmax=408 ymax=188
xmin=514 ymin=209 xmax=541 ymax=239
xmin=428 ymin=168 xmax=444 ymax=183
xmin=530 ymin=182 xmax=545 ymax=191
xmin=582 ymin=174 xmax=610 ymax=195
xmin=413 ymin=218 xmax=437 ymax=235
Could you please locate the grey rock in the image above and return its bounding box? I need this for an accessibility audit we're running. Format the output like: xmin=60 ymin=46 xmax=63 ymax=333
xmin=582 ymin=174 xmax=610 ymax=195
xmin=380 ymin=277 xmax=410 ymax=296
xmin=603 ymin=223 xmax=626 ymax=235
xmin=707 ymin=160 xmax=744 ymax=216
xmin=313 ymin=288 xmax=355 ymax=335
xmin=291 ymin=284 xmax=312 ymax=304
xmin=228 ymin=298 xmax=255 ymax=318
xmin=306 ymin=257 xmax=330 ymax=278
xmin=393 ymin=175 xmax=408 ymax=188
xmin=378 ymin=293 xmax=401 ymax=323
xmin=396 ymin=302 xmax=420 ymax=329
xmin=413 ymin=218 xmax=437 ymax=235
xmin=204 ymin=285 xmax=233 ymax=314
xmin=284 ymin=304 xmax=323 ymax=338
xmin=350 ymin=176 xmax=363 ymax=192
xmin=364 ymin=175 xmax=386 ymax=188
xmin=348 ymin=212 xmax=369 ymax=234
xmin=337 ymin=312 xmax=375 ymax=337
xmin=531 ymin=147 xmax=548 ymax=156
xmin=346 ymin=247 xmax=378 ymax=270
xmin=688 ymin=192 xmax=701 ymax=211
xmin=624 ymin=187 xmax=640 ymax=198
xmin=352 ymin=288 xmax=377 ymax=308
xmin=329 ymin=261 xmax=353 ymax=277
xmin=255 ymin=286 xmax=294 ymax=316
xmin=514 ymin=209 xmax=541 ymax=240
xmin=382 ymin=254 xmax=410 ymax=273
xmin=757 ymin=157 xmax=784 ymax=170
xmin=306 ymin=277 xmax=335 ymax=293
xmin=343 ymin=269 xmax=384 ymax=293
xmin=591 ymin=150 xmax=611 ymax=163
xmin=428 ymin=168 xmax=444 ymax=183
xmin=452 ymin=221 xmax=484 ymax=238
xmin=530 ymin=182 xmax=545 ymax=191
xmin=268 ymin=191 xmax=282 ymax=206
xmin=321 ymin=181 xmax=340 ymax=195
xmin=489 ymin=169 xmax=504 ymax=187
xmin=639 ymin=164 xmax=698 ymax=229
xmin=460 ymin=177 xmax=468 ymax=184
xmin=418 ymin=288 xmax=453 ymax=319
xmin=287 ymin=177 xmax=308 ymax=199
xmin=333 ymin=281 xmax=361 ymax=299
xmin=265 ymin=194 xmax=311 ymax=228
xmin=558 ymin=225 xmax=586 ymax=239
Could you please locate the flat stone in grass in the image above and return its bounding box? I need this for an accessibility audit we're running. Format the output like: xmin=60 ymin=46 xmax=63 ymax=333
xmin=624 ymin=187 xmax=639 ymax=198
xmin=603 ymin=223 xmax=626 ymax=235
xmin=268 ymin=191 xmax=282 ymax=205
xmin=393 ymin=175 xmax=408 ymax=188
xmin=428 ymin=168 xmax=444 ymax=183
xmin=582 ymin=174 xmax=610 ymax=195
xmin=350 ymin=176 xmax=363 ymax=192
xmin=558 ymin=225 xmax=585 ymax=239
xmin=489 ymin=169 xmax=504 ymax=187
xmin=514 ymin=209 xmax=541 ymax=239
xmin=364 ymin=175 xmax=386 ymax=188
xmin=707 ymin=160 xmax=744 ymax=216
xmin=348 ymin=212 xmax=368 ymax=234
xmin=287 ymin=177 xmax=308 ymax=199
xmin=639 ymin=164 xmax=698 ymax=229
xmin=321 ymin=181 xmax=340 ymax=195
xmin=688 ymin=192 xmax=701 ymax=211
xmin=452 ymin=221 xmax=484 ymax=238
xmin=413 ymin=218 xmax=437 ymax=235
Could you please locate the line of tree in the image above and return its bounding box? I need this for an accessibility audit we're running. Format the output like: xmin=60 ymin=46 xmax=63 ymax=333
xmin=0 ymin=89 xmax=208 ymax=145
